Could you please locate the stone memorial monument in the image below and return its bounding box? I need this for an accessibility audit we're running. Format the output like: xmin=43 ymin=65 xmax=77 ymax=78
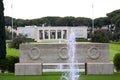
xmin=15 ymin=43 xmax=113 ymax=75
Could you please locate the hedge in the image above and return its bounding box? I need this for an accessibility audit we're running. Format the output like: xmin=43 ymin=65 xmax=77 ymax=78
xmin=113 ymin=53 xmax=120 ymax=72
xmin=0 ymin=56 xmax=19 ymax=73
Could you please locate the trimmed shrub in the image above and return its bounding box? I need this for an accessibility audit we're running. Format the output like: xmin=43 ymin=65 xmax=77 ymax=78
xmin=113 ymin=53 xmax=120 ymax=72
xmin=0 ymin=59 xmax=8 ymax=73
xmin=8 ymin=35 xmax=26 ymax=49
xmin=91 ymin=30 xmax=109 ymax=43
xmin=112 ymin=32 xmax=120 ymax=42
xmin=9 ymin=34 xmax=35 ymax=49
xmin=0 ymin=56 xmax=19 ymax=73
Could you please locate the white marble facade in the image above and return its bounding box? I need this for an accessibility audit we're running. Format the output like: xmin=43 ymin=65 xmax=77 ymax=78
xmin=17 ymin=26 xmax=88 ymax=42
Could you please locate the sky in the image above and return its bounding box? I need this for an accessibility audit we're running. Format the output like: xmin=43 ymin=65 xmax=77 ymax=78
xmin=3 ymin=0 xmax=120 ymax=19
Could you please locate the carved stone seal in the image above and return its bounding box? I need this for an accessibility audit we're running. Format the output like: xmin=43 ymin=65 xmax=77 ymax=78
xmin=59 ymin=47 xmax=68 ymax=60
xmin=88 ymin=47 xmax=100 ymax=60
xmin=29 ymin=47 xmax=40 ymax=60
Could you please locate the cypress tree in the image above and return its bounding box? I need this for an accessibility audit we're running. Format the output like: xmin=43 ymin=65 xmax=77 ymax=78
xmin=0 ymin=0 xmax=6 ymax=59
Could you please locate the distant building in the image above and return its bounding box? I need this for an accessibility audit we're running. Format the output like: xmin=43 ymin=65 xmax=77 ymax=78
xmin=17 ymin=26 xmax=88 ymax=42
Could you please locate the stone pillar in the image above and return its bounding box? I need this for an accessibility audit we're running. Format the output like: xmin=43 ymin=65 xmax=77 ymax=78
xmin=15 ymin=63 xmax=42 ymax=75
xmin=61 ymin=30 xmax=63 ymax=39
xmin=56 ymin=30 xmax=58 ymax=39
xmin=50 ymin=30 xmax=52 ymax=39
xmin=86 ymin=63 xmax=114 ymax=75
xmin=48 ymin=30 xmax=50 ymax=40
xmin=66 ymin=30 xmax=68 ymax=40
xmin=43 ymin=30 xmax=45 ymax=40
xmin=37 ymin=30 xmax=40 ymax=42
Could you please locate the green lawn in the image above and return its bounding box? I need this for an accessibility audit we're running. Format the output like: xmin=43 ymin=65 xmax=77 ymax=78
xmin=0 ymin=72 xmax=120 ymax=80
xmin=82 ymin=72 xmax=120 ymax=80
xmin=109 ymin=43 xmax=120 ymax=61
xmin=6 ymin=48 xmax=19 ymax=57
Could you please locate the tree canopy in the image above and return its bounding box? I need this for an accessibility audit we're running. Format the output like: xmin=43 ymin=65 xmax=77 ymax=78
xmin=94 ymin=17 xmax=110 ymax=28
xmin=4 ymin=16 xmax=92 ymax=27
xmin=0 ymin=0 xmax=6 ymax=59
xmin=107 ymin=9 xmax=120 ymax=31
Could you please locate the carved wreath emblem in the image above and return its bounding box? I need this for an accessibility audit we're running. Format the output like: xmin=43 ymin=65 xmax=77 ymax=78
xmin=87 ymin=47 xmax=100 ymax=60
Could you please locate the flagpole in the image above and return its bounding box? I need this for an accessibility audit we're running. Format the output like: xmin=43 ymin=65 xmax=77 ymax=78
xmin=92 ymin=2 xmax=94 ymax=34
xmin=11 ymin=0 xmax=13 ymax=40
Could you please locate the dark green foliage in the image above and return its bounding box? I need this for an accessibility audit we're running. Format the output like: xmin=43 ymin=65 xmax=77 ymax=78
xmin=9 ymin=35 xmax=26 ymax=49
xmin=9 ymin=35 xmax=35 ymax=49
xmin=0 ymin=0 xmax=6 ymax=59
xmin=91 ymin=30 xmax=109 ymax=43
xmin=4 ymin=16 xmax=92 ymax=27
xmin=112 ymin=32 xmax=120 ymax=41
xmin=94 ymin=17 xmax=110 ymax=28
xmin=56 ymin=16 xmax=75 ymax=26
xmin=0 ymin=56 xmax=19 ymax=73
xmin=107 ymin=9 xmax=120 ymax=32
xmin=76 ymin=38 xmax=89 ymax=42
xmin=5 ymin=16 xmax=14 ymax=26
xmin=113 ymin=53 xmax=120 ymax=72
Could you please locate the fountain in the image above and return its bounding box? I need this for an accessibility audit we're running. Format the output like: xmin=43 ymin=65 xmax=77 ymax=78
xmin=61 ymin=31 xmax=80 ymax=80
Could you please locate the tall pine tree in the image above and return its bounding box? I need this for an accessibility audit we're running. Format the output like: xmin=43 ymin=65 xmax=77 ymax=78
xmin=0 ymin=0 xmax=6 ymax=59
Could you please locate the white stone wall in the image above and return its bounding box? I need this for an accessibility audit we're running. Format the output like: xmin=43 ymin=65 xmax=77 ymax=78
xmin=71 ymin=27 xmax=87 ymax=39
xmin=17 ymin=26 xmax=37 ymax=39
xmin=19 ymin=43 xmax=110 ymax=63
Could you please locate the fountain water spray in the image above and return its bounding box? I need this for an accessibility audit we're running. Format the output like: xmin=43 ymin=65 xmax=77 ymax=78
xmin=61 ymin=31 xmax=80 ymax=80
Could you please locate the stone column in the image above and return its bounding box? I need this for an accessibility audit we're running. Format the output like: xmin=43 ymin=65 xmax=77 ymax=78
xmin=50 ymin=30 xmax=52 ymax=39
xmin=48 ymin=30 xmax=50 ymax=40
xmin=61 ymin=30 xmax=63 ymax=39
xmin=66 ymin=30 xmax=68 ymax=39
xmin=56 ymin=30 xmax=58 ymax=39
xmin=43 ymin=30 xmax=45 ymax=40
xmin=37 ymin=29 xmax=40 ymax=41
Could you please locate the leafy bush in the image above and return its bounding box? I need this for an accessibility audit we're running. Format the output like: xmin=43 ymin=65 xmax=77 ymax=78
xmin=8 ymin=35 xmax=26 ymax=49
xmin=113 ymin=53 xmax=120 ymax=72
xmin=0 ymin=56 xmax=19 ymax=73
xmin=91 ymin=30 xmax=109 ymax=43
xmin=9 ymin=34 xmax=35 ymax=49
xmin=112 ymin=32 xmax=120 ymax=42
